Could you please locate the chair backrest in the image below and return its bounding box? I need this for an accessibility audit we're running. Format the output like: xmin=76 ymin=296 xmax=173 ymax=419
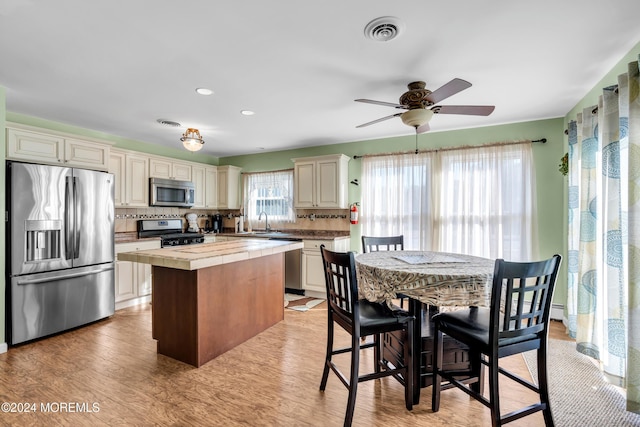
xmin=320 ymin=245 xmax=359 ymax=328
xmin=361 ymin=235 xmax=404 ymax=253
xmin=489 ymin=255 xmax=562 ymax=346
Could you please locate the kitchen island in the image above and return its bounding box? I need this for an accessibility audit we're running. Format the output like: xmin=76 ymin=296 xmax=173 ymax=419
xmin=118 ymin=239 xmax=303 ymax=367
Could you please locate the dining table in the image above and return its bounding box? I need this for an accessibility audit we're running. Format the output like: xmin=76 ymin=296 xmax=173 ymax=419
xmin=355 ymin=250 xmax=496 ymax=404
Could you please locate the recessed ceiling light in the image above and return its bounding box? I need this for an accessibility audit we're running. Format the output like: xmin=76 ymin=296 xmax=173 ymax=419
xmin=241 ymin=110 xmax=255 ymax=116
xmin=195 ymin=88 xmax=213 ymax=96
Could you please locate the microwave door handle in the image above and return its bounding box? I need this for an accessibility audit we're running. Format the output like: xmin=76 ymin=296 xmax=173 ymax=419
xmin=73 ymin=176 xmax=80 ymax=259
xmin=185 ymin=188 xmax=189 ymax=204
xmin=64 ymin=176 xmax=73 ymax=260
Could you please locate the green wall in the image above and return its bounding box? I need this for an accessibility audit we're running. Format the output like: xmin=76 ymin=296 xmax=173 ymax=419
xmin=221 ymin=118 xmax=567 ymax=305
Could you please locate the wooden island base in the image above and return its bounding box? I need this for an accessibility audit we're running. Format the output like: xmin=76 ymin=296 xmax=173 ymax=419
xmin=152 ymin=253 xmax=284 ymax=367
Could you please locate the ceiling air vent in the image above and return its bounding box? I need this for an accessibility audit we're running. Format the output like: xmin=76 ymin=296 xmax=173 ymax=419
xmin=364 ymin=16 xmax=404 ymax=42
xmin=156 ymin=119 xmax=182 ymax=127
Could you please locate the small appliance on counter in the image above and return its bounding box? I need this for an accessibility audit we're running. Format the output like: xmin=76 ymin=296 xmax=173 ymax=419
xmin=185 ymin=213 xmax=199 ymax=232
xmin=211 ymin=214 xmax=223 ymax=233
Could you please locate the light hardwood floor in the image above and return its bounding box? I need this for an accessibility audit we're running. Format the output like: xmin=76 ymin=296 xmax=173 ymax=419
xmin=0 ymin=301 xmax=570 ymax=426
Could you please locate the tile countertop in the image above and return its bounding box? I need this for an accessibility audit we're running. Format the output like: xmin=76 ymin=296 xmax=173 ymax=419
xmin=117 ymin=238 xmax=303 ymax=271
xmin=216 ymin=230 xmax=350 ymax=241
xmin=114 ymin=230 xmax=349 ymax=244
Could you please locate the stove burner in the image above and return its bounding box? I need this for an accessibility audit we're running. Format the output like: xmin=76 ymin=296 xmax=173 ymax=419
xmin=137 ymin=219 xmax=204 ymax=247
xmin=160 ymin=233 xmax=204 ymax=247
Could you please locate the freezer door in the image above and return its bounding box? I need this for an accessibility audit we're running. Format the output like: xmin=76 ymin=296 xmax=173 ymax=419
xmin=9 ymin=162 xmax=73 ymax=275
xmin=9 ymin=263 xmax=115 ymax=345
xmin=72 ymin=168 xmax=115 ymax=267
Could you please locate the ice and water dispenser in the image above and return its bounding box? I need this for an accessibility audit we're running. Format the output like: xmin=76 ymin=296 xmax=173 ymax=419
xmin=25 ymin=220 xmax=62 ymax=262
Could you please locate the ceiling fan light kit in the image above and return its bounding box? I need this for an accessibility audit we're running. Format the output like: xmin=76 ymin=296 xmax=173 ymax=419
xmin=180 ymin=128 xmax=205 ymax=152
xmin=401 ymin=109 xmax=434 ymax=128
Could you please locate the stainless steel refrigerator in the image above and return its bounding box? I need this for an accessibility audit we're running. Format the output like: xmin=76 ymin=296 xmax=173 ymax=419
xmin=6 ymin=161 xmax=115 ymax=345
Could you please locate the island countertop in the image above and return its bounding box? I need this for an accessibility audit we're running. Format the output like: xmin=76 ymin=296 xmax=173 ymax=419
xmin=117 ymin=238 xmax=303 ymax=271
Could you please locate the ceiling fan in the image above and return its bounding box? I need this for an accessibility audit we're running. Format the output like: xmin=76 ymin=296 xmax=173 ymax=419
xmin=355 ymin=78 xmax=495 ymax=134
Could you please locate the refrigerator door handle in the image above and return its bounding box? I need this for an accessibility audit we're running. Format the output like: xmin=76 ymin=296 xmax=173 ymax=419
xmin=64 ymin=176 xmax=74 ymax=260
xmin=73 ymin=176 xmax=80 ymax=259
xmin=15 ymin=264 xmax=115 ymax=285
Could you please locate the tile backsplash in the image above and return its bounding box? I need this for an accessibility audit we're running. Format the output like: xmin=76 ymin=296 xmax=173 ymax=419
xmin=115 ymin=207 xmax=350 ymax=233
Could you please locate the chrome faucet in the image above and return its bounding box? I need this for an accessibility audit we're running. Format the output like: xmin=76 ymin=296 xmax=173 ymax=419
xmin=258 ymin=211 xmax=271 ymax=232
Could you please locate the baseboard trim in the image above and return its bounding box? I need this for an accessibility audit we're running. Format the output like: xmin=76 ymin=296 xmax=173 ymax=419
xmin=550 ymin=303 xmax=564 ymax=321
xmin=115 ymin=295 xmax=152 ymax=311
xmin=0 ymin=342 xmax=7 ymax=354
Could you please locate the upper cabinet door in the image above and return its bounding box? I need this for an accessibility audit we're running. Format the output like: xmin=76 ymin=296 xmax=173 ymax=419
xmin=7 ymin=128 xmax=64 ymax=164
xmin=294 ymin=162 xmax=315 ymax=208
xmin=149 ymin=158 xmax=192 ymax=181
xmin=292 ymin=154 xmax=349 ymax=209
xmin=64 ymin=138 xmax=110 ymax=170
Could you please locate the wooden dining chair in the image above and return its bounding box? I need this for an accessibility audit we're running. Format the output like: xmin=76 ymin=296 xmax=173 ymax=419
xmin=319 ymin=245 xmax=414 ymax=427
xmin=361 ymin=235 xmax=406 ymax=307
xmin=431 ymin=254 xmax=562 ymax=427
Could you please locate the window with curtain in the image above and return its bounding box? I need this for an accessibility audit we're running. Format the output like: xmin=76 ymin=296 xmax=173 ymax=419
xmin=242 ymin=170 xmax=295 ymax=227
xmin=361 ymin=142 xmax=538 ymax=262
xmin=567 ymin=55 xmax=640 ymax=413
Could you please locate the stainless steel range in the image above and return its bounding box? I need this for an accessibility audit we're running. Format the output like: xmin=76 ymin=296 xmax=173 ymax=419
xmin=138 ymin=219 xmax=204 ymax=247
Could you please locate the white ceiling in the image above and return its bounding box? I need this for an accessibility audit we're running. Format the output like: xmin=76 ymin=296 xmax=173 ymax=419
xmin=1 ymin=1 xmax=639 ymax=158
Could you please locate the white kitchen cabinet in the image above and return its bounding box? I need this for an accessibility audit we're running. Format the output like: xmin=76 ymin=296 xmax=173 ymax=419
xmin=217 ymin=165 xmax=242 ymax=209
xmin=192 ymin=164 xmax=218 ymax=209
xmin=6 ymin=126 xmax=111 ymax=171
xmin=292 ymin=154 xmax=350 ymax=208
xmin=109 ymin=149 xmax=149 ymax=208
xmin=115 ymin=240 xmax=160 ymax=310
xmin=301 ymin=238 xmax=349 ymax=295
xmin=149 ymin=157 xmax=192 ymax=181
xmin=205 ymin=166 xmax=218 ymax=208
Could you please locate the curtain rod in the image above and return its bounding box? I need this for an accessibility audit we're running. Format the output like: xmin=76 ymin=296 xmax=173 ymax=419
xmin=241 ymin=168 xmax=294 ymax=174
xmin=352 ymin=138 xmax=547 ymax=160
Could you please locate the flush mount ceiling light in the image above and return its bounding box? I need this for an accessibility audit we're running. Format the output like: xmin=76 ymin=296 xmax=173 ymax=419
xmin=240 ymin=110 xmax=255 ymax=116
xmin=195 ymin=87 xmax=213 ymax=95
xmin=180 ymin=128 xmax=205 ymax=152
xmin=364 ymin=16 xmax=404 ymax=42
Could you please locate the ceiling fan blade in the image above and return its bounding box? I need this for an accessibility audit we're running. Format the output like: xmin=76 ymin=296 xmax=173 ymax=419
xmin=355 ymin=99 xmax=407 ymax=109
xmin=356 ymin=112 xmax=403 ymax=128
xmin=425 ymin=78 xmax=472 ymax=104
xmin=432 ymin=105 xmax=495 ymax=116
xmin=416 ymin=122 xmax=430 ymax=134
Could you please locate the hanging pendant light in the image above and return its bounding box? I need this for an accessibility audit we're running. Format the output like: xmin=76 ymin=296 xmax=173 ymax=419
xmin=180 ymin=128 xmax=204 ymax=152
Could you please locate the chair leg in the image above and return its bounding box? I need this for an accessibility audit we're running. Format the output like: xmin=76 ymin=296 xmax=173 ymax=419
xmin=405 ymin=319 xmax=414 ymax=411
xmin=344 ymin=333 xmax=361 ymax=427
xmin=488 ymin=354 xmax=501 ymax=427
xmin=320 ymin=317 xmax=334 ymax=391
xmin=537 ymin=341 xmax=554 ymax=427
xmin=431 ymin=327 xmax=443 ymax=412
xmin=374 ymin=333 xmax=381 ymax=373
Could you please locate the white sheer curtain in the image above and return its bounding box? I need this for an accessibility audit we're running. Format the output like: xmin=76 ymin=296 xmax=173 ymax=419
xmin=361 ymin=142 xmax=538 ymax=261
xmin=242 ymin=170 xmax=295 ymax=229
xmin=361 ymin=152 xmax=435 ymax=250
xmin=436 ymin=144 xmax=538 ymax=261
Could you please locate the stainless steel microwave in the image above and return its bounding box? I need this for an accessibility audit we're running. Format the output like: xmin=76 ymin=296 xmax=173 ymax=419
xmin=149 ymin=177 xmax=195 ymax=207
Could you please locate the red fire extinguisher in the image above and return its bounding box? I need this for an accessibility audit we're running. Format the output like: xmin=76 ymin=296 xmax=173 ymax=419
xmin=350 ymin=203 xmax=359 ymax=225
